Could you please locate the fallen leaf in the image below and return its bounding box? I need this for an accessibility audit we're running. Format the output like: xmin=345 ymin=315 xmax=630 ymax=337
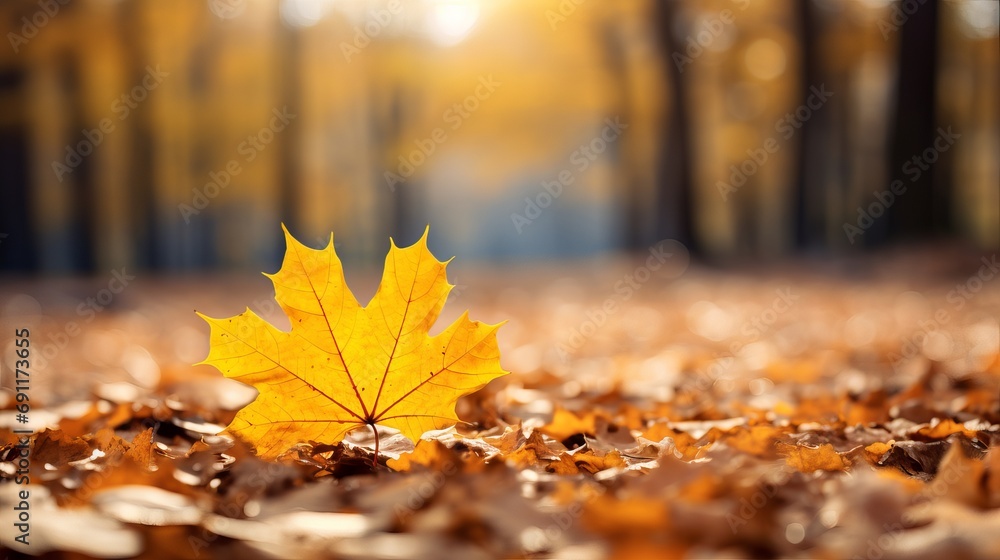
xmin=483 ymin=424 xmax=527 ymax=455
xmin=914 ymin=419 xmax=977 ymax=440
xmin=32 ymin=429 xmax=92 ymax=466
xmin=777 ymin=442 xmax=851 ymax=473
xmin=722 ymin=425 xmax=791 ymax=458
xmin=124 ymin=428 xmax=156 ymax=469
xmin=388 ymin=440 xmax=456 ymax=471
xmin=877 ymin=440 xmax=951 ymax=480
xmin=863 ymin=441 xmax=894 ymax=466
xmin=505 ymin=429 xmax=561 ymax=467
xmin=198 ymin=226 xmax=508 ymax=459
xmin=640 ymin=424 xmax=703 ymax=460
xmin=92 ymin=427 xmax=155 ymax=470
xmin=549 ymin=449 xmax=625 ymax=475
xmin=540 ymin=407 xmax=598 ymax=441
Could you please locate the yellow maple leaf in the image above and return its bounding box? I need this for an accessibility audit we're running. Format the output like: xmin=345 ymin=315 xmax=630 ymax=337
xmin=197 ymin=225 xmax=508 ymax=459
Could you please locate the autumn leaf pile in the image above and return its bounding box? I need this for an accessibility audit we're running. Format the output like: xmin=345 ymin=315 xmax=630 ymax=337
xmin=1 ymin=233 xmax=999 ymax=560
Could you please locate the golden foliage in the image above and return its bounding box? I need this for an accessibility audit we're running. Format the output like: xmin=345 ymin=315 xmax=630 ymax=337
xmin=198 ymin=226 xmax=507 ymax=459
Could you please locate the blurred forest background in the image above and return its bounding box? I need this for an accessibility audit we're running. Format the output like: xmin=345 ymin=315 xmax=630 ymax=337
xmin=0 ymin=0 xmax=996 ymax=272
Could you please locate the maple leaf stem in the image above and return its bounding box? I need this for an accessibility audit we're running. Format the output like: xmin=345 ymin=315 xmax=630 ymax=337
xmin=370 ymin=423 xmax=380 ymax=469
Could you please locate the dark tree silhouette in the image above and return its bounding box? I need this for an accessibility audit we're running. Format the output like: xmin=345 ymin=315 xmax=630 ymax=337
xmin=882 ymin=0 xmax=948 ymax=244
xmin=653 ymin=0 xmax=698 ymax=255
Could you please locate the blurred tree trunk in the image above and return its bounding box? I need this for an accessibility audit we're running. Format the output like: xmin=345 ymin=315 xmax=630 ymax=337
xmin=0 ymin=87 xmax=35 ymax=271
xmin=792 ymin=0 xmax=824 ymax=251
xmin=653 ymin=0 xmax=697 ymax=254
xmin=278 ymin=22 xmax=301 ymax=237
xmin=382 ymin=86 xmax=409 ymax=240
xmin=882 ymin=0 xmax=947 ymax=243
xmin=601 ymin=20 xmax=641 ymax=250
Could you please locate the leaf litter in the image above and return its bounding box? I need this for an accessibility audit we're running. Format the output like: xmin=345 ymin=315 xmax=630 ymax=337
xmin=1 ymin=241 xmax=998 ymax=559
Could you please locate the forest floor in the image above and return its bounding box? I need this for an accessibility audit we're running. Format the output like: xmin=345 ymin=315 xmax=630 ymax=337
xmin=1 ymin=243 xmax=999 ymax=559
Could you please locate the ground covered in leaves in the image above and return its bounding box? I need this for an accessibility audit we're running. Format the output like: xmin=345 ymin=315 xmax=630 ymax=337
xmin=2 ymin=246 xmax=999 ymax=559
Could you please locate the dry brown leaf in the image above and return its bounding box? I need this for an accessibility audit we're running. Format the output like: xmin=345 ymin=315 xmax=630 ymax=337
xmin=863 ymin=441 xmax=894 ymax=466
xmin=124 ymin=428 xmax=156 ymax=469
xmin=505 ymin=429 xmax=561 ymax=467
xmin=915 ymin=419 xmax=977 ymax=440
xmin=388 ymin=440 xmax=455 ymax=471
xmin=777 ymin=442 xmax=851 ymax=473
xmin=32 ymin=429 xmax=92 ymax=466
xmin=539 ymin=407 xmax=599 ymax=441
xmin=549 ymin=449 xmax=625 ymax=475
xmin=722 ymin=425 xmax=791 ymax=458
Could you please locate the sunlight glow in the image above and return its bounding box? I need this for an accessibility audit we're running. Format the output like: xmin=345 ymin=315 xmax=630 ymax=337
xmin=280 ymin=0 xmax=336 ymax=28
xmin=956 ymin=0 xmax=999 ymax=39
xmin=425 ymin=0 xmax=480 ymax=46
